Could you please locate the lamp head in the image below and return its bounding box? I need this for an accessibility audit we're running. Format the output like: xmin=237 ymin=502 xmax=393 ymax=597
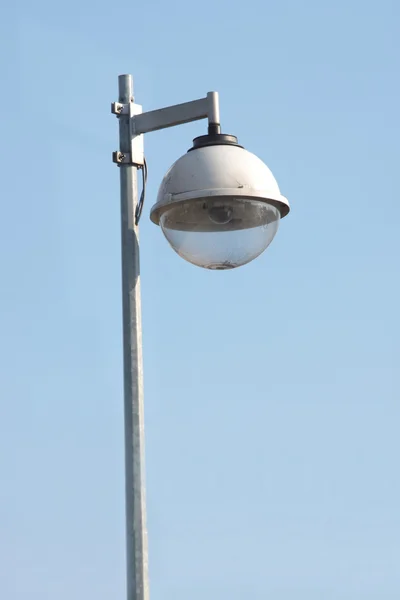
xmin=150 ymin=133 xmax=289 ymax=270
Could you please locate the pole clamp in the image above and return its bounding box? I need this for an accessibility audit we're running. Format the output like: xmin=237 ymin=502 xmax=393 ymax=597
xmin=112 ymin=151 xmax=144 ymax=167
xmin=112 ymin=100 xmax=144 ymax=166
xmin=111 ymin=102 xmax=130 ymax=116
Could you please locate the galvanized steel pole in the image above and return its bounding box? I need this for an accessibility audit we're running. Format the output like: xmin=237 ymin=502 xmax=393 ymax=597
xmin=117 ymin=74 xmax=149 ymax=600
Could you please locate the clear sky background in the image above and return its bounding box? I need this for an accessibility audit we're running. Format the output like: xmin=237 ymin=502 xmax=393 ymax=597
xmin=1 ymin=1 xmax=399 ymax=599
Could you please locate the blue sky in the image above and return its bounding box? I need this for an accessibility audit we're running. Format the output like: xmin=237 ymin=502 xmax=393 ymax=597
xmin=1 ymin=1 xmax=399 ymax=598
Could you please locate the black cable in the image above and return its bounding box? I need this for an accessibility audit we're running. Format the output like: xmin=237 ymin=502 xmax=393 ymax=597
xmin=135 ymin=158 xmax=147 ymax=225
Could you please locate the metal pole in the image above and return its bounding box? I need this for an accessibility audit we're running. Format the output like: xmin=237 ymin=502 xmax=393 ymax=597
xmin=118 ymin=74 xmax=149 ymax=600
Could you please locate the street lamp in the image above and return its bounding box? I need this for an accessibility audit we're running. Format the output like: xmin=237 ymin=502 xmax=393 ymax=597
xmin=112 ymin=74 xmax=290 ymax=600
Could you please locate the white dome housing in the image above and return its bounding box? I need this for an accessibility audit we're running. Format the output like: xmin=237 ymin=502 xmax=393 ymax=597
xmin=150 ymin=134 xmax=290 ymax=270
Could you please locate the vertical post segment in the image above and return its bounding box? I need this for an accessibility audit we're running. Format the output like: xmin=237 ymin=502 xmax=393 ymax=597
xmin=118 ymin=74 xmax=149 ymax=600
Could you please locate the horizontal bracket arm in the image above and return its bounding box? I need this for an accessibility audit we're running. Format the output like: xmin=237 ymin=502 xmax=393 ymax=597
xmin=132 ymin=92 xmax=220 ymax=135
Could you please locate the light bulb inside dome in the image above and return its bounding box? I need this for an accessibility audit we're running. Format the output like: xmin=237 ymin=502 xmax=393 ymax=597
xmin=208 ymin=205 xmax=233 ymax=225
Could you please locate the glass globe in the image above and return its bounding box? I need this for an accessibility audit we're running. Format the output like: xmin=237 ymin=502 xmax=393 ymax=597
xmin=159 ymin=198 xmax=280 ymax=270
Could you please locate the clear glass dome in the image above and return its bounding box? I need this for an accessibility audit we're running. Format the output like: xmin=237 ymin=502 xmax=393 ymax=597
xmin=159 ymin=198 xmax=280 ymax=270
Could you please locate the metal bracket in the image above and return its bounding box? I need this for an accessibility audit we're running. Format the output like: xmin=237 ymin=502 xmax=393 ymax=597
xmin=112 ymin=151 xmax=145 ymax=167
xmin=131 ymin=92 xmax=220 ymax=135
xmin=112 ymin=92 xmax=220 ymax=166
xmin=112 ymin=100 xmax=145 ymax=166
xmin=113 ymin=151 xmax=130 ymax=164
xmin=111 ymin=102 xmax=130 ymax=116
